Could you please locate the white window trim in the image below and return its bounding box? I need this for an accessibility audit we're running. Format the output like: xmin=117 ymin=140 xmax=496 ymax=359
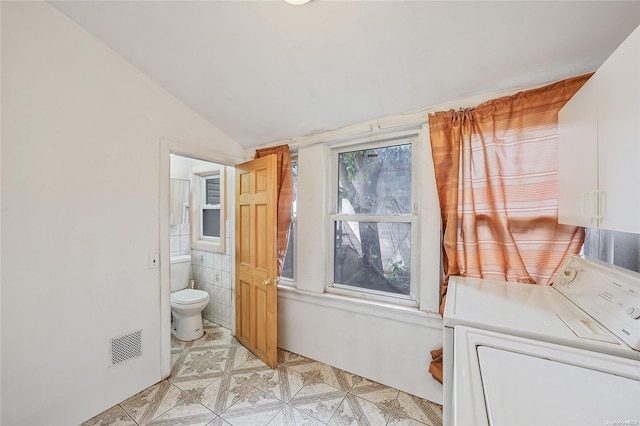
xmin=279 ymin=156 xmax=298 ymax=284
xmin=326 ymin=132 xmax=420 ymax=307
xmin=200 ymin=174 xmax=222 ymax=242
xmin=191 ymin=165 xmax=226 ymax=253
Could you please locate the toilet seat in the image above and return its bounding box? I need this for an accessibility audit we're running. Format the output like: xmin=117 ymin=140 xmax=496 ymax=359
xmin=171 ymin=289 xmax=209 ymax=305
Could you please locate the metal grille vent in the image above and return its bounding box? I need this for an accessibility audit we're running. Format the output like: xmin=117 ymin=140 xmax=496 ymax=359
xmin=110 ymin=330 xmax=142 ymax=366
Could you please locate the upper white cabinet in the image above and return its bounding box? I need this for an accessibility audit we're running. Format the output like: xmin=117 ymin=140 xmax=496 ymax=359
xmin=558 ymin=25 xmax=640 ymax=234
xmin=558 ymin=75 xmax=599 ymax=228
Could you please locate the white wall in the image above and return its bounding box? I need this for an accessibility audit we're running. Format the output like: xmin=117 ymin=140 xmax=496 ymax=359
xmin=170 ymin=155 xmax=220 ymax=181
xmin=0 ymin=2 xmax=243 ymax=425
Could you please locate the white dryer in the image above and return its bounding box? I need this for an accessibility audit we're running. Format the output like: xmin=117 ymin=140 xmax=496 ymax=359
xmin=442 ymin=256 xmax=640 ymax=426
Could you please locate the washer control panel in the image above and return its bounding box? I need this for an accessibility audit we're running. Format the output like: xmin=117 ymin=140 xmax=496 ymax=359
xmin=555 ymin=256 xmax=640 ymax=351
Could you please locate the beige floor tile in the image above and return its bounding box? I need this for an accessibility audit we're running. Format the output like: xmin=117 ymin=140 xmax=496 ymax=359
xmin=267 ymin=404 xmax=325 ymax=426
xmin=198 ymin=372 xmax=255 ymax=415
xmin=80 ymin=405 xmax=137 ymax=426
xmin=119 ymin=381 xmax=168 ymax=424
xmin=348 ymin=382 xmax=399 ymax=413
xmin=255 ymin=365 xmax=306 ymax=403
xmin=229 ymin=364 xmax=276 ymax=389
xmin=170 ymin=374 xmax=226 ymax=401
xmin=173 ymin=354 xmax=224 ymax=380
xmin=206 ymin=417 xmax=233 ymax=426
xmin=388 ymin=391 xmax=442 ymax=426
xmin=193 ymin=326 xmax=237 ymax=349
xmin=329 ymin=393 xmax=389 ymax=426
xmin=277 ymin=349 xmax=314 ymax=367
xmin=147 ymin=382 xmax=199 ymax=423
xmin=219 ymin=388 xmax=285 ymax=426
xmin=147 ymin=393 xmax=215 ymax=425
xmin=289 ymin=382 xmax=347 ymax=423
xmin=341 ymin=371 xmax=379 ymax=391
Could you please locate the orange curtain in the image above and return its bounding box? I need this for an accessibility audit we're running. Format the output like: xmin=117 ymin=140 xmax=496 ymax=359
xmin=427 ymin=74 xmax=591 ymax=383
xmin=255 ymin=145 xmax=293 ymax=277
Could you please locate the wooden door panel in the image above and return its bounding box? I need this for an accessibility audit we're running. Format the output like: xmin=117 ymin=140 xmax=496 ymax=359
xmin=235 ymin=155 xmax=278 ymax=368
xmin=256 ymin=167 xmax=268 ymax=192
xmin=237 ymin=279 xmax=251 ymax=345
xmin=239 ymin=205 xmax=251 ymax=265
xmin=256 ymin=204 xmax=267 ymax=270
xmin=239 ymin=172 xmax=252 ymax=195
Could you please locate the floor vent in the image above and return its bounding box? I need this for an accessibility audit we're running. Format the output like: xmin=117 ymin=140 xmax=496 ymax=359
xmin=110 ymin=330 xmax=142 ymax=366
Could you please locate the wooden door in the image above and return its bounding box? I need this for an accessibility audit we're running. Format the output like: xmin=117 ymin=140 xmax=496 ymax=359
xmin=235 ymin=155 xmax=278 ymax=368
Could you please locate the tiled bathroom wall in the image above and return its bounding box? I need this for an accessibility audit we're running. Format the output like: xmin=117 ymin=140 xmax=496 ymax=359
xmin=170 ymin=223 xmax=191 ymax=257
xmin=191 ymin=220 xmax=233 ymax=329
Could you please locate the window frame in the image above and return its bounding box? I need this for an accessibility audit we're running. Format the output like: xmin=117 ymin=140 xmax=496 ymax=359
xmin=190 ymin=166 xmax=226 ymax=253
xmin=279 ymin=157 xmax=297 ymax=283
xmin=200 ymin=174 xmax=222 ymax=241
xmin=326 ymin=134 xmax=419 ymax=306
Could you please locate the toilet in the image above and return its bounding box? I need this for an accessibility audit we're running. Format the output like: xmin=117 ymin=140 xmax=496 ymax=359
xmin=170 ymin=255 xmax=210 ymax=341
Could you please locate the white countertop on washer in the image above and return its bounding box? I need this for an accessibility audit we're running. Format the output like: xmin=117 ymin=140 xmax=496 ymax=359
xmin=443 ymin=274 xmax=640 ymax=360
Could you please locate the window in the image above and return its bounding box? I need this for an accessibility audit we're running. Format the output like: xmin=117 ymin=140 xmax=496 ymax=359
xmin=191 ymin=166 xmax=226 ymax=252
xmin=582 ymin=228 xmax=640 ymax=273
xmin=201 ymin=175 xmax=221 ymax=239
xmin=281 ymin=159 xmax=297 ymax=280
xmin=329 ymin=138 xmax=416 ymax=303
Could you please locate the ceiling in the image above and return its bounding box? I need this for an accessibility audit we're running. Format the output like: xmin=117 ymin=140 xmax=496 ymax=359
xmin=51 ymin=1 xmax=640 ymax=148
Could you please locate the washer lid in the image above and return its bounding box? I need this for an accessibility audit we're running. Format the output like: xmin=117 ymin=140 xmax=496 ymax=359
xmin=172 ymin=289 xmax=209 ymax=304
xmin=478 ymin=345 xmax=640 ymax=425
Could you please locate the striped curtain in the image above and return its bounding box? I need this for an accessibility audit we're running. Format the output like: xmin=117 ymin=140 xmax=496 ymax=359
xmin=427 ymin=75 xmax=591 ymax=383
xmin=429 ymin=75 xmax=591 ymax=315
xmin=255 ymin=145 xmax=293 ymax=277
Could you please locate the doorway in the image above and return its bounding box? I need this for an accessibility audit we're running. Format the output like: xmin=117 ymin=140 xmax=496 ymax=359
xmin=159 ymin=138 xmax=242 ymax=379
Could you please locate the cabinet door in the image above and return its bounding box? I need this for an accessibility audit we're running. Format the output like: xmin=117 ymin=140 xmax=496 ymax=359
xmin=558 ymin=76 xmax=599 ymax=228
xmin=597 ymin=26 xmax=640 ymax=233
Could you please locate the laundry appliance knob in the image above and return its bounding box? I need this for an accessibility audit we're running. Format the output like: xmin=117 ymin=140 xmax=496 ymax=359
xmin=626 ymin=306 xmax=640 ymax=319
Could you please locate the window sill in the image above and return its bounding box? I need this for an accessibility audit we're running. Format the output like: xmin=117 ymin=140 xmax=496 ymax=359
xmin=276 ymin=284 xmax=443 ymax=329
xmin=191 ymin=239 xmax=226 ymax=254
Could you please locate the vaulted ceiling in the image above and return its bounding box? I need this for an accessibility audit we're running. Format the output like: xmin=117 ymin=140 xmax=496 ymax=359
xmin=51 ymin=1 xmax=640 ymax=147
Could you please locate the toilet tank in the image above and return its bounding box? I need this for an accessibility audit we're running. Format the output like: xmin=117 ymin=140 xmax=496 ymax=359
xmin=170 ymin=255 xmax=191 ymax=291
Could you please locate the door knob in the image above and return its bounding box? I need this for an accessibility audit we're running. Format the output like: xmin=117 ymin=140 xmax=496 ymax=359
xmin=262 ymin=278 xmax=271 ymax=286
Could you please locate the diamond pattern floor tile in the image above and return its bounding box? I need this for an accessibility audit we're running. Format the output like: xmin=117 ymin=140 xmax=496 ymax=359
xmin=81 ymin=321 xmax=442 ymax=426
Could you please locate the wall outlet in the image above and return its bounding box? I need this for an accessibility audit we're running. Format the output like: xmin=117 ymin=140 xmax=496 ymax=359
xmin=149 ymin=253 xmax=159 ymax=269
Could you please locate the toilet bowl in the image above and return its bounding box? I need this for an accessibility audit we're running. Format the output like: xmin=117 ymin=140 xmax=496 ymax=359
xmin=170 ymin=255 xmax=210 ymax=341
xmin=171 ymin=288 xmax=209 ymax=341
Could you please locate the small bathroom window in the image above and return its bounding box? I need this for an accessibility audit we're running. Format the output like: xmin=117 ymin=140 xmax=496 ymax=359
xmin=191 ymin=166 xmax=226 ymax=253
xmin=201 ymin=175 xmax=221 ymax=239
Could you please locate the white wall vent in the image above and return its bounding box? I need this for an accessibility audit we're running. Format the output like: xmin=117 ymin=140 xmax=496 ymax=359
xmin=110 ymin=330 xmax=142 ymax=366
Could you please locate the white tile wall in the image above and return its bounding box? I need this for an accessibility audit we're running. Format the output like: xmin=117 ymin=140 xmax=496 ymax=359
xmin=170 ymin=223 xmax=191 ymax=258
xmin=191 ymin=220 xmax=233 ymax=328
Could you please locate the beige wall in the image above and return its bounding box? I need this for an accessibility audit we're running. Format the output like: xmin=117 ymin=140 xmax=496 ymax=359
xmin=1 ymin=2 xmax=242 ymax=425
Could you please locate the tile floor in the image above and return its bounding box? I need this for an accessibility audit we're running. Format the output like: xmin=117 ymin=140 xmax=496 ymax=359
xmin=82 ymin=321 xmax=443 ymax=426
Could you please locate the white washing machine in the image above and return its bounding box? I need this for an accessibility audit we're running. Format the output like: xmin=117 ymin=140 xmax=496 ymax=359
xmin=442 ymin=255 xmax=640 ymax=426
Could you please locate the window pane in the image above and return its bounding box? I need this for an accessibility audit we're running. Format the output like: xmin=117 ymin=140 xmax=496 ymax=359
xmin=205 ymin=177 xmax=220 ymax=205
xmin=292 ymin=160 xmax=297 ymax=216
xmin=281 ymin=221 xmax=294 ymax=279
xmin=337 ymin=144 xmax=412 ymax=215
xmin=334 ymin=221 xmax=411 ymax=296
xmin=582 ymin=228 xmax=640 ymax=273
xmin=281 ymin=160 xmax=297 ymax=280
xmin=203 ymin=208 xmax=220 ymax=238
